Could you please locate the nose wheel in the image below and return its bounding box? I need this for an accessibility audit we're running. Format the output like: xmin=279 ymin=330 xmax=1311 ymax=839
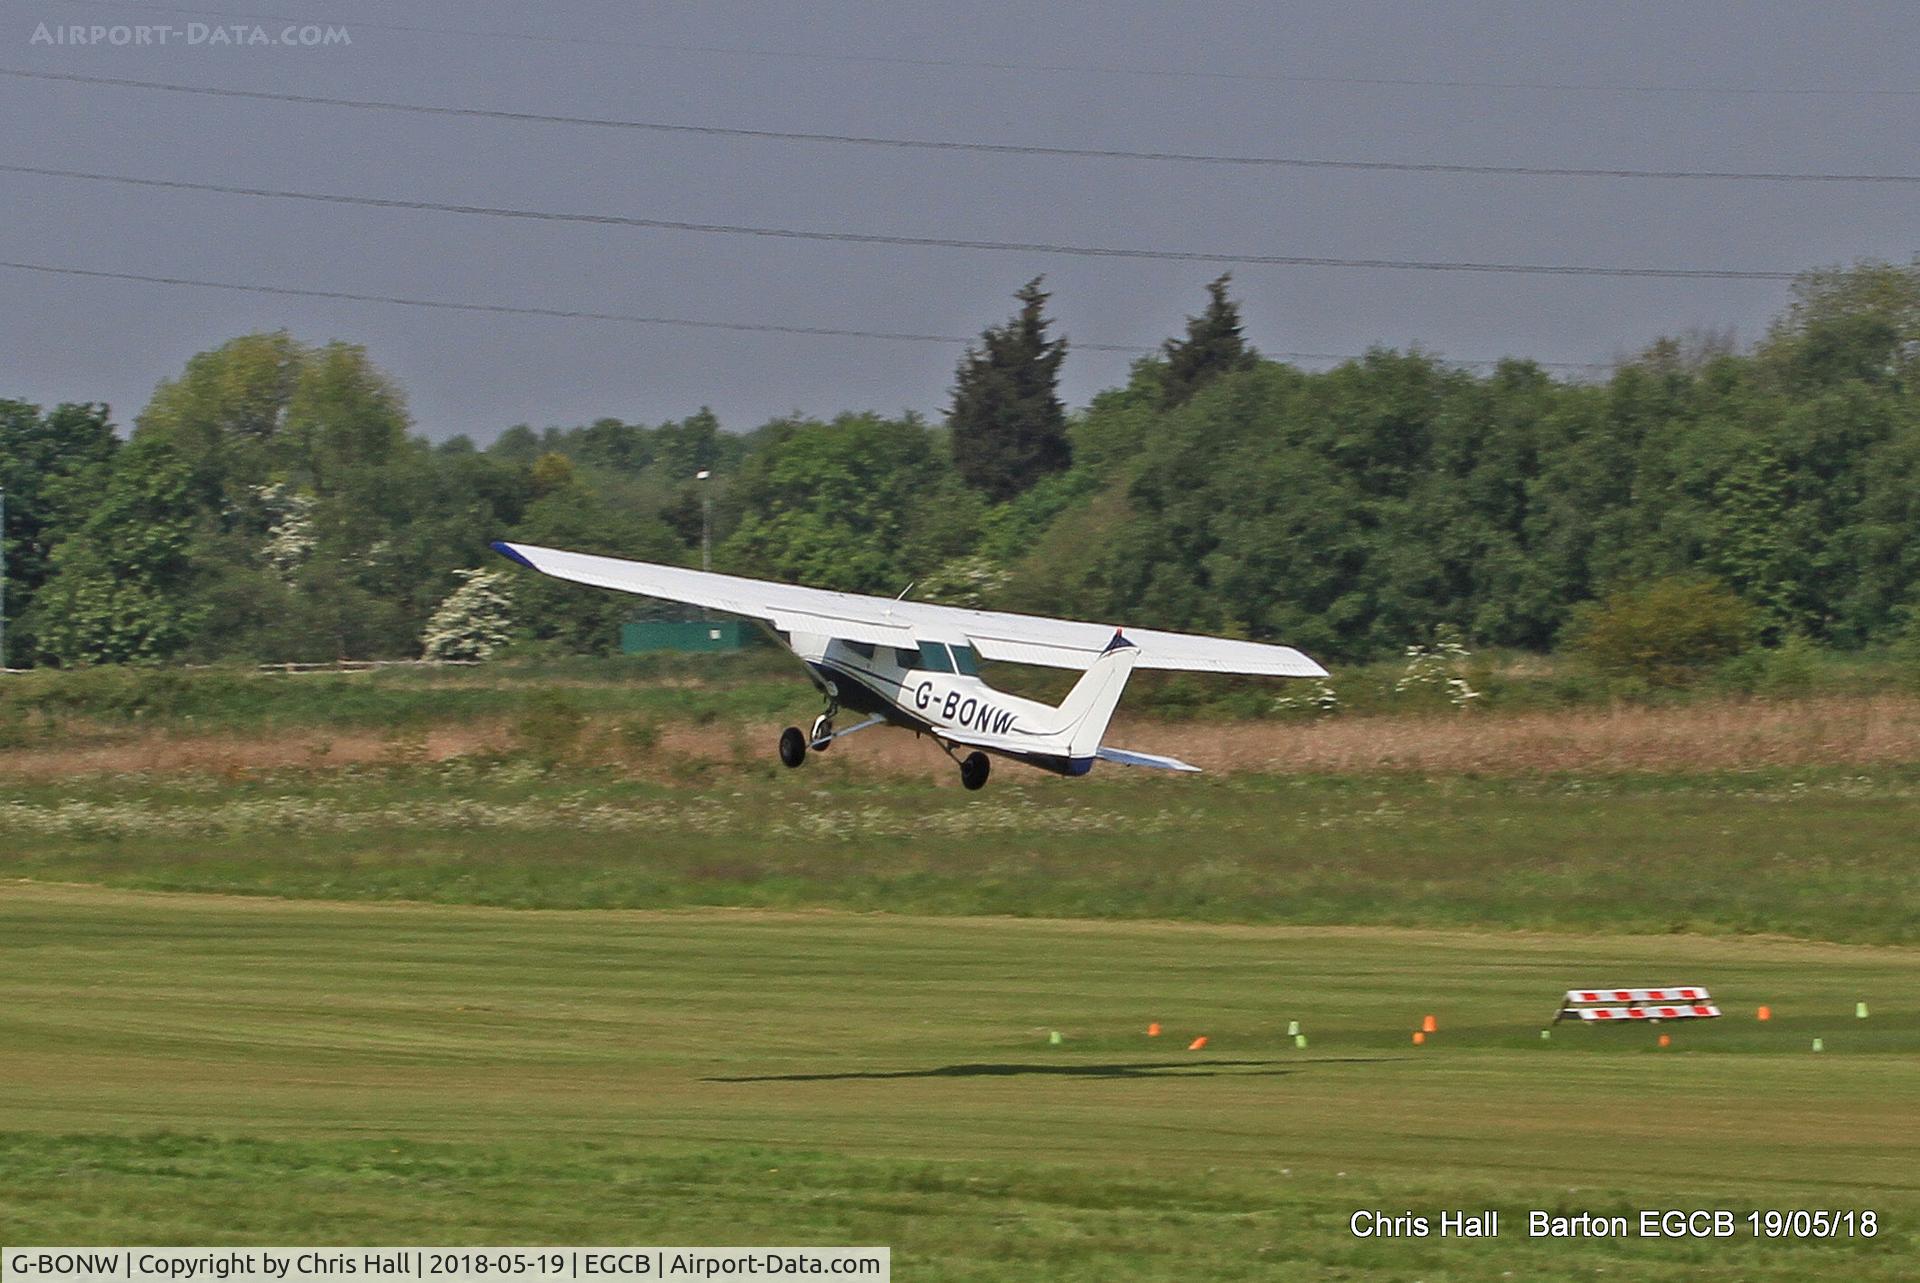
xmin=959 ymin=751 xmax=991 ymax=791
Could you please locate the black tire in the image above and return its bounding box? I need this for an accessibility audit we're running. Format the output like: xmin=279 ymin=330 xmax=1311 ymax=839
xmin=778 ymin=726 xmax=808 ymax=768
xmin=960 ymin=751 xmax=991 ymax=791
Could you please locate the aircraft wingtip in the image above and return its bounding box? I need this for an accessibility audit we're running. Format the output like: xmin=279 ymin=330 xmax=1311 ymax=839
xmin=490 ymin=540 xmax=536 ymax=569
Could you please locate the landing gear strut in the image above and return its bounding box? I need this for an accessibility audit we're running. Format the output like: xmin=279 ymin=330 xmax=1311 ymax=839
xmin=778 ymin=726 xmax=808 ymax=768
xmin=959 ymin=751 xmax=991 ymax=791
xmin=809 ymin=713 xmax=834 ymax=752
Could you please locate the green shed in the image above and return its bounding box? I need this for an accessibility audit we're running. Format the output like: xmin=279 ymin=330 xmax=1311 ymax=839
xmin=620 ymin=619 xmax=751 ymax=654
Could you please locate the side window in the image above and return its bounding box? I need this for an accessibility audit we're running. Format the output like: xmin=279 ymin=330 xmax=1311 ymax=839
xmin=917 ymin=641 xmax=955 ymax=674
xmin=894 ymin=647 xmax=921 ymax=670
xmin=847 ymin=642 xmax=876 ymax=660
xmin=950 ymin=644 xmax=982 ymax=676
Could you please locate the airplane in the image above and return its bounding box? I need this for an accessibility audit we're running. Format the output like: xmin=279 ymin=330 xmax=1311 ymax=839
xmin=492 ymin=541 xmax=1327 ymax=790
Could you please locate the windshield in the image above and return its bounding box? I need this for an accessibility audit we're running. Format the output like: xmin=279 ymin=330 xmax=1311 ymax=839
xmin=917 ymin=641 xmax=955 ymax=674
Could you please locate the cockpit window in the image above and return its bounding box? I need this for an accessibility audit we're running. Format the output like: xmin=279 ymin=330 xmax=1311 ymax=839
xmin=949 ymin=644 xmax=982 ymax=676
xmin=917 ymin=641 xmax=955 ymax=674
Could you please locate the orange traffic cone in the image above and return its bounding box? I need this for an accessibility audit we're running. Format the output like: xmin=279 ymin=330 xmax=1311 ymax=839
xmin=1147 ymin=1022 xmax=1162 ymax=1037
xmin=1422 ymin=1014 xmax=1438 ymax=1034
xmin=1412 ymin=1031 xmax=1426 ymax=1046
xmin=1188 ymin=1035 xmax=1208 ymax=1050
xmin=1658 ymin=1034 xmax=1671 ymax=1048
xmin=1758 ymin=1005 xmax=1772 ymax=1021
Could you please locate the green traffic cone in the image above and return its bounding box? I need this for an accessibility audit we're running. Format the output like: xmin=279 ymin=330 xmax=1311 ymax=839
xmin=1049 ymin=1030 xmax=1062 ymax=1046
xmin=1287 ymin=1020 xmax=1300 ymax=1037
xmin=1856 ymin=1002 xmax=1869 ymax=1019
xmin=1812 ymin=1038 xmax=1824 ymax=1052
xmin=1294 ymin=1033 xmax=1308 ymax=1049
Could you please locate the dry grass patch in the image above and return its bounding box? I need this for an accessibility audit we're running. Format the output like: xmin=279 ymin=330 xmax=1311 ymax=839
xmin=718 ymin=694 xmax=1920 ymax=777
xmin=1126 ymin=693 xmax=1920 ymax=775
xmin=3 ymin=694 xmax=1917 ymax=782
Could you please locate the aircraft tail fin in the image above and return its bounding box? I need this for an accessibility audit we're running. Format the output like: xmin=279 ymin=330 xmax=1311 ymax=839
xmin=1047 ymin=631 xmax=1141 ymax=758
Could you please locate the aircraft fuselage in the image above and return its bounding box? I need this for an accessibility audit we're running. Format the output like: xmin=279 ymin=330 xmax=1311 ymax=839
xmin=789 ymin=633 xmax=1060 ymax=743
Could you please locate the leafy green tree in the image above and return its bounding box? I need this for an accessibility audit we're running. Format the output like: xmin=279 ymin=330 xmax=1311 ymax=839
xmin=136 ymin=331 xmax=303 ymax=513
xmin=0 ymin=400 xmax=118 ymax=658
xmin=7 ymin=258 xmax=1918 ymax=670
xmin=1845 ymin=413 xmax=1920 ymax=644
xmin=30 ymin=437 xmax=202 ymax=665
xmin=1760 ymin=258 xmax=1918 ymax=390
xmin=1563 ymin=575 xmax=1757 ymax=688
xmin=723 ymin=413 xmax=981 ymax=593
xmin=281 ymin=340 xmax=410 ymax=497
xmin=949 ymin=278 xmax=1071 ymax=501
xmin=488 ymin=424 xmax=546 ymax=464
xmin=1159 ymin=274 xmax=1257 ymax=407
xmin=530 ymin=451 xmax=577 ymax=497
xmin=501 ymin=472 xmax=684 ymax=653
xmin=569 ymin=417 xmax=654 ymax=473
xmin=654 ymin=407 xmax=728 ymax=480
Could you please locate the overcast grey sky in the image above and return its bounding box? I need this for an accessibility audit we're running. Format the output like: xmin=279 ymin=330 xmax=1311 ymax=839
xmin=3 ymin=0 xmax=1915 ymax=441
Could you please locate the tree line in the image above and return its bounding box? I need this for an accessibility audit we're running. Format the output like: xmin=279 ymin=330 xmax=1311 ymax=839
xmin=2 ymin=261 xmax=1916 ymax=669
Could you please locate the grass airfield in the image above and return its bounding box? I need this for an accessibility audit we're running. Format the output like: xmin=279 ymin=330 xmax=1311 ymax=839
xmin=3 ymin=881 xmax=1916 ymax=1279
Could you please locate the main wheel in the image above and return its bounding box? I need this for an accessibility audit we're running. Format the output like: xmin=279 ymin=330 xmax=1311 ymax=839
xmin=778 ymin=726 xmax=808 ymax=768
xmin=959 ymin=751 xmax=991 ymax=791
xmin=810 ymin=714 xmax=834 ymax=752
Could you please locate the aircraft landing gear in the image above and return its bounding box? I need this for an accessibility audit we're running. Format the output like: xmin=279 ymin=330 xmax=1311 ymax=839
xmin=959 ymin=751 xmax=991 ymax=791
xmin=810 ymin=713 xmax=834 ymax=752
xmin=778 ymin=726 xmax=808 ymax=768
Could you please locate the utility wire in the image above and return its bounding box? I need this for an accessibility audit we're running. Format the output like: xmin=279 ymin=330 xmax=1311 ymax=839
xmin=0 ymin=163 xmax=1806 ymax=281
xmin=0 ymin=258 xmax=1613 ymax=370
xmin=6 ymin=68 xmax=1913 ymax=184
xmin=24 ymin=0 xmax=1920 ymax=98
xmin=0 ymin=257 xmax=1136 ymax=351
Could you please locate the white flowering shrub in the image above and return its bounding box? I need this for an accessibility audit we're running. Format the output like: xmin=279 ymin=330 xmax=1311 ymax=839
xmin=251 ymin=481 xmax=317 ymax=578
xmin=916 ymin=555 xmax=1011 ymax=609
xmin=1394 ymin=625 xmax=1482 ymax=709
xmin=1272 ymin=678 xmax=1341 ymax=718
xmin=421 ymin=568 xmax=515 ymax=661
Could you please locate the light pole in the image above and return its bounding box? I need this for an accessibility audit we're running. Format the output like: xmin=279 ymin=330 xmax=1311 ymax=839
xmin=695 ymin=469 xmax=712 ymax=623
xmin=695 ymin=470 xmax=712 ymax=573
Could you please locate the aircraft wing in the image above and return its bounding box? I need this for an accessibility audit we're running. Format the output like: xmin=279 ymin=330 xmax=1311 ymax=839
xmin=492 ymin=541 xmax=1326 ymax=678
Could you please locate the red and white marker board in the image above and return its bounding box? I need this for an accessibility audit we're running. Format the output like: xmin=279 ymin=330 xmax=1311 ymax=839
xmin=1554 ymin=986 xmax=1721 ymax=1024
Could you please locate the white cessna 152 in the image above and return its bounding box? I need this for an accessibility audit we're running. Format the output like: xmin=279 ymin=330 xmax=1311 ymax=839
xmin=493 ymin=541 xmax=1327 ymax=790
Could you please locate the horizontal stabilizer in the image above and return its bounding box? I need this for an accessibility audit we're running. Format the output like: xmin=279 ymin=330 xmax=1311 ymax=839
xmin=1096 ymin=746 xmax=1203 ymax=773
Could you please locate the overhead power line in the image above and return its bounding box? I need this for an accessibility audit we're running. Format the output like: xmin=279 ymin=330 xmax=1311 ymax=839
xmin=6 ymin=68 xmax=1915 ymax=184
xmin=27 ymin=0 xmax=1920 ymax=98
xmin=0 ymin=162 xmax=1806 ymax=282
xmin=0 ymin=258 xmax=1612 ymax=371
xmin=0 ymin=257 xmax=1135 ymax=352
